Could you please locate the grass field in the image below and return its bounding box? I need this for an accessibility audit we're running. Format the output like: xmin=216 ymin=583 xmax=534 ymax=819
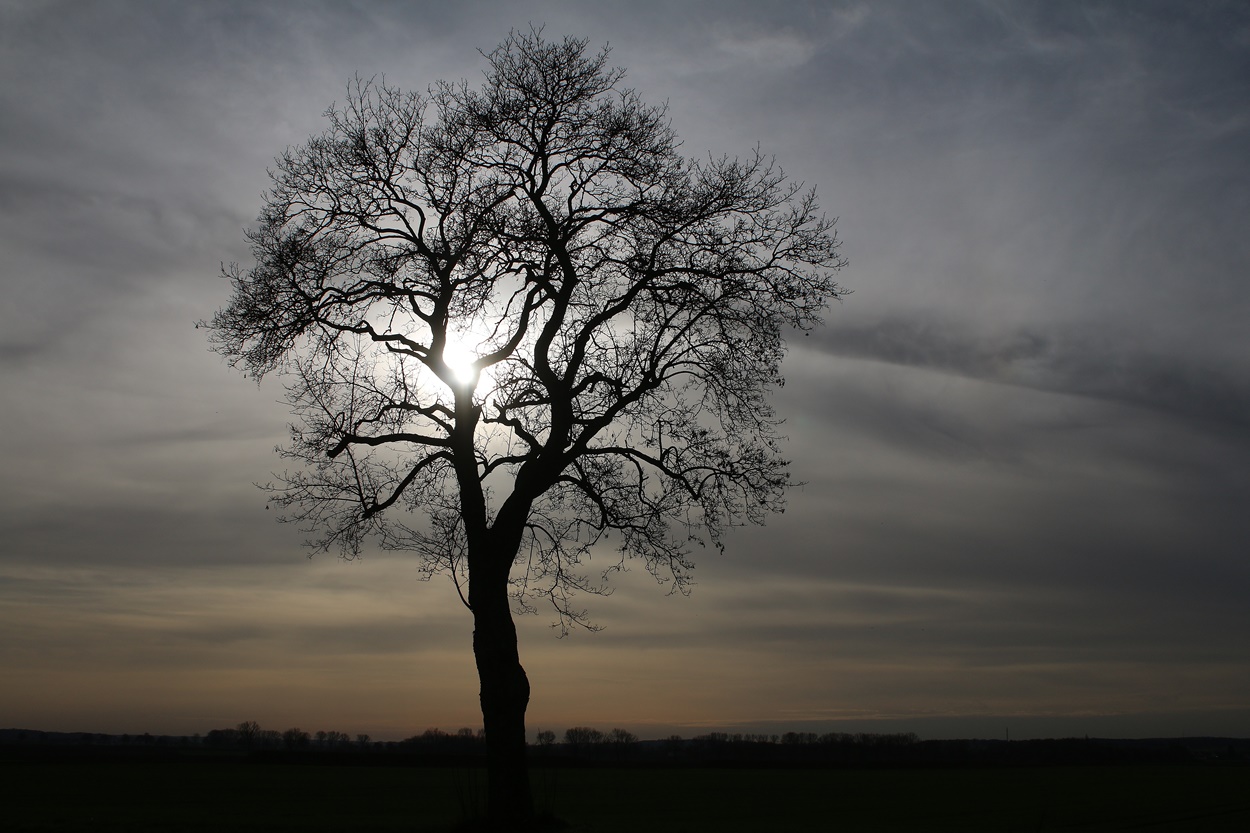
xmin=4 ymin=761 xmax=1249 ymax=832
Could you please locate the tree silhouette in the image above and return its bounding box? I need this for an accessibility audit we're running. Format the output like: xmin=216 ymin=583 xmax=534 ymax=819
xmin=282 ymin=727 xmax=310 ymax=749
xmin=235 ymin=720 xmax=261 ymax=749
xmin=208 ymin=29 xmax=845 ymax=828
xmin=562 ymin=726 xmax=605 ymax=753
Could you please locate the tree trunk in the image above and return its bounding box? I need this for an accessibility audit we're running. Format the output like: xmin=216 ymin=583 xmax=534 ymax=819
xmin=471 ymin=562 xmax=535 ymax=830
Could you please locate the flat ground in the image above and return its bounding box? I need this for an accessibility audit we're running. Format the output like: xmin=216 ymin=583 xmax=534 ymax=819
xmin=3 ymin=761 xmax=1249 ymax=831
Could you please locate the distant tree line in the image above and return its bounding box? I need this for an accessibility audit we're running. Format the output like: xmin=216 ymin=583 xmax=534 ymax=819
xmin=203 ymin=722 xmax=374 ymax=750
xmin=202 ymin=722 xmax=646 ymax=758
xmin=398 ymin=727 xmax=486 ymax=753
xmin=6 ymin=726 xmax=1240 ymax=767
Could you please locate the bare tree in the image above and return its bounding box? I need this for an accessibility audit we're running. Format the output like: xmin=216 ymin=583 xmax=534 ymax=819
xmin=282 ymin=727 xmax=310 ymax=749
xmin=609 ymin=727 xmax=638 ymax=760
xmin=207 ymin=28 xmax=845 ymax=828
xmin=235 ymin=720 xmax=261 ymax=749
xmin=562 ymin=726 xmax=605 ymax=746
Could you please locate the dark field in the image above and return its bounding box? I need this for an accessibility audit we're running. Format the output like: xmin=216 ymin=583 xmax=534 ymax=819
xmin=4 ymin=760 xmax=1249 ymax=832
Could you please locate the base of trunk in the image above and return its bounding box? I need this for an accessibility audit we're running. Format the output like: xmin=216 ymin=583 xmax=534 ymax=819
xmin=453 ymin=812 xmax=568 ymax=833
xmin=473 ymin=591 xmax=536 ymax=829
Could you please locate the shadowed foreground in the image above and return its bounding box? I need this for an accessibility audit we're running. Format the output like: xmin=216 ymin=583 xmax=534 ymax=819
xmin=4 ymin=760 xmax=1249 ymax=832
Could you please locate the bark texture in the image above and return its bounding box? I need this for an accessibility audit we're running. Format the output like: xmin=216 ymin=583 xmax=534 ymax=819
xmin=473 ymin=585 xmax=534 ymax=828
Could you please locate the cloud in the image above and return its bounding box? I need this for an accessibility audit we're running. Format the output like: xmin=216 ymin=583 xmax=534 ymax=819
xmin=812 ymin=317 xmax=1250 ymax=433
xmin=711 ymin=24 xmax=819 ymax=69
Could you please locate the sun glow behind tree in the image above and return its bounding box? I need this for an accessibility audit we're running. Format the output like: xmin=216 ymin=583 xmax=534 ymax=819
xmin=442 ymin=331 xmax=483 ymax=389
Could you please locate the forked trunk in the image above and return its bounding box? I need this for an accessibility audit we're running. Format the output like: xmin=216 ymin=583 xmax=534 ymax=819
xmin=471 ymin=568 xmax=534 ymax=829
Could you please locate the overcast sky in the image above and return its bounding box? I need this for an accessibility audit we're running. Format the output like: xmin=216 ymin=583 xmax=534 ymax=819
xmin=2 ymin=0 xmax=1248 ymax=742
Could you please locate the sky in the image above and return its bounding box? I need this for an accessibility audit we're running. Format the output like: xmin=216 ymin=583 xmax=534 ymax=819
xmin=2 ymin=0 xmax=1248 ymax=742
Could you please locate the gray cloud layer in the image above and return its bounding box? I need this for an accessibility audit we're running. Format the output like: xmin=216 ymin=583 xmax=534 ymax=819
xmin=1 ymin=0 xmax=1247 ymax=739
xmin=815 ymin=317 xmax=1250 ymax=432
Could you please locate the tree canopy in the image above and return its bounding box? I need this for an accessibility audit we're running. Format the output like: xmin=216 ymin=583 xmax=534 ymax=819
xmin=209 ymin=31 xmax=846 ymax=632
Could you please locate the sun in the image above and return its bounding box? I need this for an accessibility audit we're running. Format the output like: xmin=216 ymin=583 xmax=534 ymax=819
xmin=436 ymin=316 xmax=519 ymax=396
xmin=441 ymin=322 xmax=508 ymax=393
xmin=442 ymin=338 xmax=479 ymax=388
